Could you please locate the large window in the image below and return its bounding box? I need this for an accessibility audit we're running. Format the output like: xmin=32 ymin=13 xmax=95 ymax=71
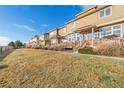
xmin=99 ymin=7 xmax=112 ymax=18
xmin=101 ymin=26 xmax=112 ymax=37
xmin=113 ymin=24 xmax=121 ymax=37
xmin=100 ymin=24 xmax=122 ymax=38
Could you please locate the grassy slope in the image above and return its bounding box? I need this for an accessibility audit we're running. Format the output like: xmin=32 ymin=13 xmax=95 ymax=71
xmin=0 ymin=49 xmax=124 ymax=88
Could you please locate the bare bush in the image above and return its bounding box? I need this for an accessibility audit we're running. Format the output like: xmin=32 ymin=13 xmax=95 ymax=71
xmin=93 ymin=40 xmax=124 ymax=56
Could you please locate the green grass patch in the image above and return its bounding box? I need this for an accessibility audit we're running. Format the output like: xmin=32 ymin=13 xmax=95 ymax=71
xmin=78 ymin=47 xmax=95 ymax=54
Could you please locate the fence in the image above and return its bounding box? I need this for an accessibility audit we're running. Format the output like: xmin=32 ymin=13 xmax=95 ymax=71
xmin=0 ymin=46 xmax=13 ymax=55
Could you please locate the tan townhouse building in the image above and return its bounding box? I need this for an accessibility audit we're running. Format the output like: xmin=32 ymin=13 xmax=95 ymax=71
xmin=44 ymin=33 xmax=50 ymax=46
xmin=29 ymin=36 xmax=39 ymax=47
xmin=39 ymin=34 xmax=45 ymax=46
xmin=49 ymin=29 xmax=61 ymax=45
xmin=29 ymin=5 xmax=124 ymax=49
xmin=38 ymin=33 xmax=50 ymax=48
xmin=59 ymin=5 xmax=124 ymax=47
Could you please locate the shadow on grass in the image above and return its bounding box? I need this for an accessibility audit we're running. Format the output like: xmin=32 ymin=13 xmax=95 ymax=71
xmin=0 ymin=64 xmax=8 ymax=69
xmin=0 ymin=49 xmax=15 ymax=62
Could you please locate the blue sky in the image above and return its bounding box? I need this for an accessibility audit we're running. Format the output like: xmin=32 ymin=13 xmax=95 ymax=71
xmin=0 ymin=5 xmax=91 ymax=46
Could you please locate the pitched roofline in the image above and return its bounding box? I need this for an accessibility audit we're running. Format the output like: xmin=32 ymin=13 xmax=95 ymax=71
xmin=75 ymin=5 xmax=97 ymax=17
xmin=65 ymin=5 xmax=111 ymax=25
xmin=48 ymin=28 xmax=58 ymax=33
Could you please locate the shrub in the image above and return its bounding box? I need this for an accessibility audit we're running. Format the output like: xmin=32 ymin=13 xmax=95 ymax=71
xmin=93 ymin=41 xmax=122 ymax=56
xmin=78 ymin=47 xmax=95 ymax=54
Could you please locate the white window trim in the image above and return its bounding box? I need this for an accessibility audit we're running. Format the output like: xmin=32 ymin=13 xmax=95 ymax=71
xmin=98 ymin=6 xmax=112 ymax=19
xmin=100 ymin=24 xmax=122 ymax=38
xmin=113 ymin=24 xmax=123 ymax=38
xmin=119 ymin=24 xmax=122 ymax=38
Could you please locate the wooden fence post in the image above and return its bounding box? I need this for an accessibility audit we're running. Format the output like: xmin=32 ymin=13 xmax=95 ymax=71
xmin=0 ymin=47 xmax=2 ymax=53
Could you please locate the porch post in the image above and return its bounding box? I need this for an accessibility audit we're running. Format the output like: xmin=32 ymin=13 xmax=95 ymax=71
xmin=99 ymin=30 xmax=101 ymax=39
xmin=86 ymin=32 xmax=87 ymax=41
xmin=80 ymin=33 xmax=83 ymax=46
xmin=92 ymin=28 xmax=94 ymax=47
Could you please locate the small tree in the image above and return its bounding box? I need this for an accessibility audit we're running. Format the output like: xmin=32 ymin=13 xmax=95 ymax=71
xmin=15 ymin=40 xmax=23 ymax=48
xmin=8 ymin=41 xmax=15 ymax=48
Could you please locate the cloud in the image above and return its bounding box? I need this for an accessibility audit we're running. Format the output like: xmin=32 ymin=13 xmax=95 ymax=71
xmin=40 ymin=24 xmax=49 ymax=27
xmin=29 ymin=19 xmax=35 ymax=23
xmin=79 ymin=5 xmax=92 ymax=11
xmin=0 ymin=36 xmax=12 ymax=46
xmin=13 ymin=24 xmax=36 ymax=32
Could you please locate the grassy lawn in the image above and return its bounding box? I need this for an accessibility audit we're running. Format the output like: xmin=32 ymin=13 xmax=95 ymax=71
xmin=0 ymin=49 xmax=124 ymax=88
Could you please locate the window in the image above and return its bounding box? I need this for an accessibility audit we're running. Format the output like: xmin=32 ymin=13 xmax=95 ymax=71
xmin=99 ymin=7 xmax=112 ymax=18
xmin=105 ymin=27 xmax=112 ymax=35
xmin=100 ymin=24 xmax=122 ymax=38
xmin=74 ymin=35 xmax=76 ymax=41
xmin=77 ymin=37 xmax=80 ymax=41
xmin=69 ymin=22 xmax=75 ymax=29
xmin=62 ymin=28 xmax=66 ymax=33
xmin=66 ymin=34 xmax=72 ymax=41
xmin=106 ymin=8 xmax=111 ymax=16
xmin=100 ymin=10 xmax=104 ymax=18
xmin=77 ymin=34 xmax=81 ymax=41
xmin=94 ymin=32 xmax=99 ymax=39
xmin=101 ymin=26 xmax=111 ymax=37
xmin=113 ymin=24 xmax=121 ymax=37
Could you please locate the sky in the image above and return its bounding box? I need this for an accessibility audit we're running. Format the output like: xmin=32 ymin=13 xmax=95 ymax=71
xmin=0 ymin=5 xmax=91 ymax=46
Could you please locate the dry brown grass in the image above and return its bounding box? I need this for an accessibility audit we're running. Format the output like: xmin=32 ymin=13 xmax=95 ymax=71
xmin=0 ymin=49 xmax=124 ymax=88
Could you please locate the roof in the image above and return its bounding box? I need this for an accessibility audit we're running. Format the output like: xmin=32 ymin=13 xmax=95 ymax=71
xmin=58 ymin=26 xmax=65 ymax=29
xmin=48 ymin=28 xmax=58 ymax=33
xmin=74 ymin=25 xmax=97 ymax=33
xmin=65 ymin=5 xmax=111 ymax=25
xmin=75 ymin=5 xmax=97 ymax=16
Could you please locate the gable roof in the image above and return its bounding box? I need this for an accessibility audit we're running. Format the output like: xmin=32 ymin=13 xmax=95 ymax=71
xmin=65 ymin=5 xmax=111 ymax=25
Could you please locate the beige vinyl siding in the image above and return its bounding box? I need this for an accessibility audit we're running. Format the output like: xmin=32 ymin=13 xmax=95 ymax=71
xmin=59 ymin=27 xmax=68 ymax=36
xmin=49 ymin=30 xmax=57 ymax=39
xmin=39 ymin=35 xmax=44 ymax=41
xmin=65 ymin=6 xmax=124 ymax=34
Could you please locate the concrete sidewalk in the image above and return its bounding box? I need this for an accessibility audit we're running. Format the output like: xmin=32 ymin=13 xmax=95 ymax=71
xmin=55 ymin=50 xmax=124 ymax=61
xmin=75 ymin=53 xmax=124 ymax=61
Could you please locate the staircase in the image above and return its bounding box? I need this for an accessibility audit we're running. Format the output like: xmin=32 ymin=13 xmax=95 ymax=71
xmin=73 ymin=40 xmax=87 ymax=52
